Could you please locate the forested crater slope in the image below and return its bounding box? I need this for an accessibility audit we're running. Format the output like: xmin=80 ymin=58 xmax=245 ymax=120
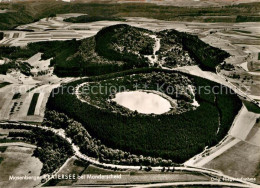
xmin=47 ymin=68 xmax=242 ymax=163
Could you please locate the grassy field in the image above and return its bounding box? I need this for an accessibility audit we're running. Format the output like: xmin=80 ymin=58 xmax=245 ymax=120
xmin=204 ymin=141 xmax=260 ymax=183
xmin=45 ymin=162 xmax=211 ymax=186
xmin=0 ymin=157 xmax=3 ymax=164
xmin=7 ymin=127 xmax=74 ymax=175
xmin=27 ymin=93 xmax=39 ymax=115
xmin=0 ymin=1 xmax=260 ymax=30
xmin=0 ymin=146 xmax=42 ymax=188
xmin=83 ymin=165 xmax=128 ymax=175
xmin=76 ymin=165 xmax=211 ymax=185
xmin=43 ymin=158 xmax=88 ymax=186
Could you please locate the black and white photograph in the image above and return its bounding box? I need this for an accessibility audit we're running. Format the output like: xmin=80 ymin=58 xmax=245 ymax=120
xmin=0 ymin=0 xmax=259 ymax=187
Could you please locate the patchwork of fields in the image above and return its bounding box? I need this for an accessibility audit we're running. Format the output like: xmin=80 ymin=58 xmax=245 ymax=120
xmin=0 ymin=4 xmax=259 ymax=187
xmin=0 ymin=84 xmax=58 ymax=122
xmin=0 ymin=51 xmax=76 ymax=122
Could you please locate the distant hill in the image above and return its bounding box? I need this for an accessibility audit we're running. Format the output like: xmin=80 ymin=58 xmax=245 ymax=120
xmin=0 ymin=24 xmax=229 ymax=77
xmin=0 ymin=1 xmax=260 ymax=30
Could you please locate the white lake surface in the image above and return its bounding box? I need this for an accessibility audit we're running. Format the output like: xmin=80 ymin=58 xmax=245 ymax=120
xmin=112 ymin=91 xmax=172 ymax=114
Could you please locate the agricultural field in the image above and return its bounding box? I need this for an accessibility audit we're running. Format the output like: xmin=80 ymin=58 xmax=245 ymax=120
xmin=0 ymin=144 xmax=42 ymax=188
xmin=0 ymin=1 xmax=260 ymax=188
xmin=44 ymin=161 xmax=211 ymax=186
xmin=43 ymin=157 xmax=88 ymax=186
xmin=204 ymin=141 xmax=260 ymax=183
xmin=0 ymin=124 xmax=74 ymax=175
xmin=0 ymin=51 xmax=75 ymax=122
xmin=47 ymin=68 xmax=242 ymax=163
xmin=75 ymin=165 xmax=211 ymax=186
xmin=0 ymin=1 xmax=260 ymax=30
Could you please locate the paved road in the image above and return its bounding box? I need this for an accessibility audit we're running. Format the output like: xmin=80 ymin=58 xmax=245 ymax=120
xmin=0 ymin=122 xmax=258 ymax=188
xmin=137 ymin=181 xmax=251 ymax=188
xmin=191 ymin=138 xmax=240 ymax=167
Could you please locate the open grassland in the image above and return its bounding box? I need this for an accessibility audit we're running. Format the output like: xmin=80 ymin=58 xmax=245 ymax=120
xmin=0 ymin=145 xmax=42 ymax=188
xmin=1 ymin=124 xmax=74 ymax=175
xmin=204 ymin=141 xmax=260 ymax=183
xmin=0 ymin=1 xmax=260 ymax=30
xmin=47 ymin=68 xmax=242 ymax=163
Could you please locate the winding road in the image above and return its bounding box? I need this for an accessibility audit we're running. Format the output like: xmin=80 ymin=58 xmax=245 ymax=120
xmin=0 ymin=121 xmax=258 ymax=188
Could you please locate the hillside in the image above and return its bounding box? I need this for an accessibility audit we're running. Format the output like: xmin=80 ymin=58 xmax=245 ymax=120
xmin=0 ymin=24 xmax=229 ymax=77
xmin=47 ymin=68 xmax=242 ymax=163
xmin=157 ymin=30 xmax=230 ymax=71
xmin=53 ymin=24 xmax=154 ymax=76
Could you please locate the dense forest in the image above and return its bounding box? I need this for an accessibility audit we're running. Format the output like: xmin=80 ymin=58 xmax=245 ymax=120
xmin=0 ymin=61 xmax=32 ymax=75
xmin=236 ymin=15 xmax=260 ymax=22
xmin=78 ymin=71 xmax=196 ymax=115
xmin=96 ymin=24 xmax=154 ymax=58
xmin=64 ymin=15 xmax=126 ymax=23
xmin=43 ymin=110 xmax=174 ymax=167
xmin=158 ymin=30 xmax=230 ymax=72
xmin=0 ymin=39 xmax=78 ymax=62
xmin=47 ymin=68 xmax=242 ymax=163
xmin=27 ymin=93 xmax=40 ymax=115
xmin=0 ymin=25 xmax=153 ymax=76
xmin=0 ymin=32 xmax=3 ymax=40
